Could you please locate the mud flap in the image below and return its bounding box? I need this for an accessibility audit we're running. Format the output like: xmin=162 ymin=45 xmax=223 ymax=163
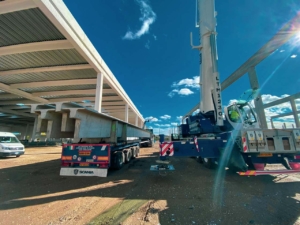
xmin=60 ymin=168 xmax=108 ymax=177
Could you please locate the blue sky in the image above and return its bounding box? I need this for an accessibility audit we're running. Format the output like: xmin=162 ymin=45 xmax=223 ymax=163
xmin=64 ymin=0 xmax=300 ymax=134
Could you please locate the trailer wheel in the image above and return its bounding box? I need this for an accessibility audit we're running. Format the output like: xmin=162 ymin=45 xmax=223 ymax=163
xmin=125 ymin=150 xmax=132 ymax=163
xmin=113 ymin=152 xmax=123 ymax=170
xmin=203 ymin=158 xmax=216 ymax=169
xmin=132 ymin=147 xmax=139 ymax=159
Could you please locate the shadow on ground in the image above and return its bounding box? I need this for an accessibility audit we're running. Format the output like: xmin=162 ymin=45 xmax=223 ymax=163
xmin=0 ymin=146 xmax=300 ymax=225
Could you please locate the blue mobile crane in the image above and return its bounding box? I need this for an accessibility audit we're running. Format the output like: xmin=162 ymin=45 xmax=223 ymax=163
xmin=152 ymin=0 xmax=300 ymax=176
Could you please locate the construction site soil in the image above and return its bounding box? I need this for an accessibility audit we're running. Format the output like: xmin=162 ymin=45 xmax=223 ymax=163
xmin=0 ymin=143 xmax=300 ymax=225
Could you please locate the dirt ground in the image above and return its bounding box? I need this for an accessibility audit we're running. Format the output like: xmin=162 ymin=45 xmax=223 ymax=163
xmin=1 ymin=143 xmax=300 ymax=225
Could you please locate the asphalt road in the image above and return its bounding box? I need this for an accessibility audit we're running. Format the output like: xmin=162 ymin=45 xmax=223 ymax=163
xmin=0 ymin=144 xmax=300 ymax=225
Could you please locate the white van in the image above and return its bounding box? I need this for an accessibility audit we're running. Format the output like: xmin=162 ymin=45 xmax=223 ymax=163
xmin=0 ymin=132 xmax=25 ymax=157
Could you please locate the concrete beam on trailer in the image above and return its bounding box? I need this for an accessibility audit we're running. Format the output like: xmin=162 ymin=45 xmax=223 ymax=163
xmin=30 ymin=104 xmax=56 ymax=113
xmin=184 ymin=12 xmax=300 ymax=117
xmin=31 ymin=102 xmax=151 ymax=140
xmin=0 ymin=64 xmax=91 ymax=77
xmin=0 ymin=40 xmax=73 ymax=56
xmin=37 ymin=109 xmax=74 ymax=138
xmin=107 ymin=121 xmax=118 ymax=143
xmin=61 ymin=112 xmax=75 ymax=132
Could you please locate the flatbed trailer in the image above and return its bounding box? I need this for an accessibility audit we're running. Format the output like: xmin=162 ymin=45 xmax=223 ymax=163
xmin=60 ymin=141 xmax=140 ymax=177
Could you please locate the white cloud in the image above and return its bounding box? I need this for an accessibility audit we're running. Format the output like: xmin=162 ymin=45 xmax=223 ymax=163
xmin=178 ymin=88 xmax=194 ymax=95
xmin=168 ymin=89 xmax=178 ymax=98
xmin=144 ymin=116 xmax=159 ymax=122
xmin=168 ymin=88 xmax=194 ymax=97
xmin=171 ymin=122 xmax=178 ymax=126
xmin=291 ymin=54 xmax=297 ymax=58
xmin=123 ymin=0 xmax=156 ymax=40
xmin=160 ymin=114 xmax=171 ymax=120
xmin=172 ymin=76 xmax=200 ymax=89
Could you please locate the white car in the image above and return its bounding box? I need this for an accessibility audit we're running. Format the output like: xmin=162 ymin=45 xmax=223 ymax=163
xmin=0 ymin=132 xmax=25 ymax=157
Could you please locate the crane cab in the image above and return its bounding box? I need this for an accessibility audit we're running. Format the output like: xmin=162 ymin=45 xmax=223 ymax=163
xmin=224 ymin=101 xmax=260 ymax=130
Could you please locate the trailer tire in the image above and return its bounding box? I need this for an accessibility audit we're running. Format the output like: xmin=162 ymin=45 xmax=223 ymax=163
xmin=135 ymin=147 xmax=140 ymax=157
xmin=112 ymin=152 xmax=123 ymax=170
xmin=125 ymin=150 xmax=132 ymax=163
xmin=203 ymin=158 xmax=216 ymax=169
xmin=132 ymin=147 xmax=139 ymax=158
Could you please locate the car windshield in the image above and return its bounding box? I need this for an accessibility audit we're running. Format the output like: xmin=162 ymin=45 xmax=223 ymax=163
xmin=0 ymin=136 xmax=20 ymax=143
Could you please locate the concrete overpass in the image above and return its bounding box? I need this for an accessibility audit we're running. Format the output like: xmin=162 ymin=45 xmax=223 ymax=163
xmin=0 ymin=0 xmax=145 ymax=138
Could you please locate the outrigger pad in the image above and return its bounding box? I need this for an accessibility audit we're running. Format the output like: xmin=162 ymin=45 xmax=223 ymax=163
xmin=150 ymin=164 xmax=175 ymax=171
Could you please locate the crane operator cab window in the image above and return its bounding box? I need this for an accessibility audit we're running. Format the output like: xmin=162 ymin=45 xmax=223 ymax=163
xmin=237 ymin=104 xmax=257 ymax=124
xmin=228 ymin=105 xmax=241 ymax=123
xmin=228 ymin=103 xmax=257 ymax=124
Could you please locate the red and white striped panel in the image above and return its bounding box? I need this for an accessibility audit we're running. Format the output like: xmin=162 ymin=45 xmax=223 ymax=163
xmin=194 ymin=136 xmax=199 ymax=152
xmin=242 ymin=136 xmax=248 ymax=152
xmin=160 ymin=142 xmax=174 ymax=156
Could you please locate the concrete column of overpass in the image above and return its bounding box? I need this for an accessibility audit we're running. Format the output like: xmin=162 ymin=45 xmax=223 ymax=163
xmin=248 ymin=67 xmax=268 ymax=129
xmin=23 ymin=124 xmax=30 ymax=140
xmin=95 ymin=73 xmax=103 ymax=113
xmin=291 ymin=99 xmax=300 ymax=128
xmin=31 ymin=116 xmax=38 ymax=141
xmin=125 ymin=104 xmax=128 ymax=123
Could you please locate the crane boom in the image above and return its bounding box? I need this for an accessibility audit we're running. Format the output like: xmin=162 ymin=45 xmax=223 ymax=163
xmin=198 ymin=0 xmax=223 ymax=126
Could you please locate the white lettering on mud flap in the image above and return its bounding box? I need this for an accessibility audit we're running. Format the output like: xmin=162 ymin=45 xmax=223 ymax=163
xmin=60 ymin=168 xmax=108 ymax=177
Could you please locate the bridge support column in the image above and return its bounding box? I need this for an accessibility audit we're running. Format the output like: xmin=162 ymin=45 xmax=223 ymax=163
xmin=95 ymin=73 xmax=103 ymax=113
